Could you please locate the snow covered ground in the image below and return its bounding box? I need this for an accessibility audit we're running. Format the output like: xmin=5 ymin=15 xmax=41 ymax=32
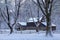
xmin=0 ymin=33 xmax=60 ymax=40
xmin=0 ymin=30 xmax=60 ymax=40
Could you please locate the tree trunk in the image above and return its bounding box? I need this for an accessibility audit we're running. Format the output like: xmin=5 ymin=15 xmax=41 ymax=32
xmin=36 ymin=27 xmax=39 ymax=32
xmin=46 ymin=15 xmax=52 ymax=36
xmin=8 ymin=23 xmax=13 ymax=34
xmin=9 ymin=26 xmax=13 ymax=34
xmin=36 ymin=22 xmax=40 ymax=32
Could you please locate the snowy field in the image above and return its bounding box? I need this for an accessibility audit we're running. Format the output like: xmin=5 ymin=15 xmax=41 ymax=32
xmin=0 ymin=30 xmax=60 ymax=40
xmin=0 ymin=33 xmax=60 ymax=40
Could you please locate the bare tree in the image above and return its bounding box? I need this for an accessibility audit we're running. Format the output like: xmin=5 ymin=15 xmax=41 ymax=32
xmin=33 ymin=0 xmax=54 ymax=36
xmin=1 ymin=0 xmax=13 ymax=34
xmin=0 ymin=0 xmax=24 ymax=34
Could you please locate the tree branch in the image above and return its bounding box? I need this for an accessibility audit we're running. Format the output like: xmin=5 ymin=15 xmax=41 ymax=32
xmin=49 ymin=0 xmax=53 ymax=15
xmin=12 ymin=0 xmax=21 ymax=27
xmin=32 ymin=0 xmax=46 ymax=16
xmin=37 ymin=0 xmax=46 ymax=16
xmin=41 ymin=0 xmax=45 ymax=9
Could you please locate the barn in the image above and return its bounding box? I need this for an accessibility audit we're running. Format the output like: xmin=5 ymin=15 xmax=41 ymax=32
xmin=15 ymin=17 xmax=56 ymax=31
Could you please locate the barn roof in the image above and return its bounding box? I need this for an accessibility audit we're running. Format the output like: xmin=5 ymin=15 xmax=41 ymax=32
xmin=27 ymin=17 xmax=42 ymax=22
xmin=42 ymin=22 xmax=56 ymax=26
xmin=18 ymin=22 xmax=27 ymax=26
xmin=27 ymin=18 xmax=38 ymax=22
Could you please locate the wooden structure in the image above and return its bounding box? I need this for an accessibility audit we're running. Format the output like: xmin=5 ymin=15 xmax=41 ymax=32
xmin=15 ymin=22 xmax=56 ymax=31
xmin=15 ymin=17 xmax=56 ymax=31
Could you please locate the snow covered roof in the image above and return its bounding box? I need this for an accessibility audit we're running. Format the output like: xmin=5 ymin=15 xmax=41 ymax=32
xmin=42 ymin=22 xmax=56 ymax=26
xmin=27 ymin=18 xmax=38 ymax=22
xmin=27 ymin=17 xmax=42 ymax=22
xmin=18 ymin=22 xmax=27 ymax=26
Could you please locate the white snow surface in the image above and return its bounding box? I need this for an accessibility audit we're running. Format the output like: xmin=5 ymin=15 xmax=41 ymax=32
xmin=27 ymin=17 xmax=42 ymax=22
xmin=18 ymin=22 xmax=27 ymax=26
xmin=27 ymin=18 xmax=38 ymax=22
xmin=0 ymin=29 xmax=60 ymax=40
xmin=0 ymin=33 xmax=60 ymax=40
xmin=42 ymin=22 xmax=56 ymax=26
